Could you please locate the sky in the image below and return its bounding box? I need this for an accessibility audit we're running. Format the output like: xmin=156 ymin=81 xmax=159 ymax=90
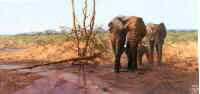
xmin=0 ymin=0 xmax=198 ymax=35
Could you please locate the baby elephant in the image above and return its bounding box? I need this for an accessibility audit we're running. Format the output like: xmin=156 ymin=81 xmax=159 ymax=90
xmin=137 ymin=23 xmax=167 ymax=66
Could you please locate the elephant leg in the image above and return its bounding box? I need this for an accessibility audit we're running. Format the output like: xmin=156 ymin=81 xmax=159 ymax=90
xmin=146 ymin=49 xmax=154 ymax=65
xmin=126 ymin=46 xmax=138 ymax=71
xmin=147 ymin=47 xmax=153 ymax=64
xmin=114 ymin=54 xmax=122 ymax=73
xmin=114 ymin=44 xmax=125 ymax=73
xmin=156 ymin=43 xmax=163 ymax=64
xmin=137 ymin=48 xmax=144 ymax=66
xmin=149 ymin=40 xmax=154 ymax=64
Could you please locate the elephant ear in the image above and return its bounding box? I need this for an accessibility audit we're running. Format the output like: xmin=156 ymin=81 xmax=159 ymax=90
xmin=159 ymin=22 xmax=165 ymax=26
xmin=108 ymin=21 xmax=114 ymax=33
xmin=159 ymin=22 xmax=167 ymax=32
xmin=160 ymin=22 xmax=166 ymax=28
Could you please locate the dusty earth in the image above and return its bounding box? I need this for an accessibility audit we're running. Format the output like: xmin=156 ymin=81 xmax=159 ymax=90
xmin=0 ymin=42 xmax=198 ymax=94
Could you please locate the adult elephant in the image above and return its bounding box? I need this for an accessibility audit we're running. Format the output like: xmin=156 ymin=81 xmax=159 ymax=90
xmin=137 ymin=23 xmax=167 ymax=65
xmin=108 ymin=16 xmax=147 ymax=72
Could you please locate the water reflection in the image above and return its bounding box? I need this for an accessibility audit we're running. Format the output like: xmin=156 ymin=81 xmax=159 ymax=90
xmin=0 ymin=48 xmax=26 ymax=52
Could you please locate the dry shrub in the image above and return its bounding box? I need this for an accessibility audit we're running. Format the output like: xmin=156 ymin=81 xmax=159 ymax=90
xmin=163 ymin=42 xmax=198 ymax=72
xmin=0 ymin=40 xmax=17 ymax=48
xmin=0 ymin=42 xmax=76 ymax=63
xmin=0 ymin=40 xmax=108 ymax=64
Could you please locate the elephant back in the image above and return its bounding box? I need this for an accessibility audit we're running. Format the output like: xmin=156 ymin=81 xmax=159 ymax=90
xmin=157 ymin=23 xmax=167 ymax=40
xmin=147 ymin=23 xmax=167 ymax=42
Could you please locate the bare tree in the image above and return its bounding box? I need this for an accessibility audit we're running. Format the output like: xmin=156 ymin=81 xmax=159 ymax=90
xmin=70 ymin=0 xmax=97 ymax=93
xmin=70 ymin=0 xmax=96 ymax=57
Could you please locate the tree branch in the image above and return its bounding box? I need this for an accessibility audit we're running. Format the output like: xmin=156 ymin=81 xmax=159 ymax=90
xmin=12 ymin=52 xmax=103 ymax=70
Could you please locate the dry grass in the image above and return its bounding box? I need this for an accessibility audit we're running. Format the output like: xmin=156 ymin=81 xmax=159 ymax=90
xmin=163 ymin=41 xmax=198 ymax=72
xmin=0 ymin=40 xmax=197 ymax=72
xmin=0 ymin=42 xmax=76 ymax=63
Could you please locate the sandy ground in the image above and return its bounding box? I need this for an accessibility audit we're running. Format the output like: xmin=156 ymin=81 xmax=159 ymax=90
xmin=0 ymin=41 xmax=198 ymax=94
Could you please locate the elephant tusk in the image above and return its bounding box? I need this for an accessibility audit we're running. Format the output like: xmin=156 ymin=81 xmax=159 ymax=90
xmin=124 ymin=39 xmax=128 ymax=48
xmin=124 ymin=33 xmax=128 ymax=48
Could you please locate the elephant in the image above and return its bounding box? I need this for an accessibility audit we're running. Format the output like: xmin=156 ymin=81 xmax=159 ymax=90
xmin=137 ymin=23 xmax=167 ymax=65
xmin=108 ymin=16 xmax=147 ymax=72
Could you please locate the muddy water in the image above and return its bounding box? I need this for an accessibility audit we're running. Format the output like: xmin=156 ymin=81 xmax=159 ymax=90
xmin=0 ymin=48 xmax=26 ymax=52
xmin=0 ymin=64 xmax=113 ymax=76
xmin=0 ymin=64 xmax=49 ymax=76
xmin=0 ymin=64 xmax=198 ymax=94
xmin=0 ymin=62 xmax=131 ymax=94
xmin=9 ymin=67 xmax=199 ymax=94
xmin=10 ymin=71 xmax=131 ymax=94
xmin=0 ymin=47 xmax=52 ymax=76
xmin=0 ymin=65 xmax=25 ymax=70
xmin=0 ymin=61 xmax=198 ymax=94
